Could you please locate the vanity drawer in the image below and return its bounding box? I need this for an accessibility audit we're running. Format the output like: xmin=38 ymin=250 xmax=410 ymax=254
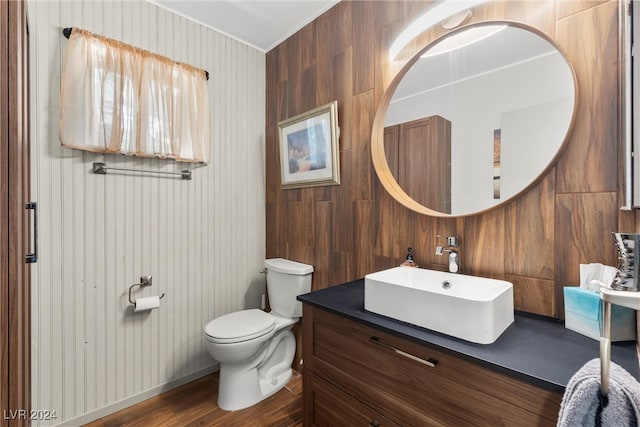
xmin=303 ymin=306 xmax=561 ymax=426
xmin=304 ymin=371 xmax=402 ymax=427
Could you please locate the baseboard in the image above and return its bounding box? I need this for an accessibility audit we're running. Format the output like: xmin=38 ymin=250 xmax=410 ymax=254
xmin=54 ymin=364 xmax=219 ymax=427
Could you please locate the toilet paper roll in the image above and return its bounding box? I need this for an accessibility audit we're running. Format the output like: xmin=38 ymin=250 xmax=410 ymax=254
xmin=134 ymin=296 xmax=160 ymax=312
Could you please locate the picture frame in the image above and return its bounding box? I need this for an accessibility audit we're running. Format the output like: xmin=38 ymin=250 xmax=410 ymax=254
xmin=278 ymin=101 xmax=340 ymax=189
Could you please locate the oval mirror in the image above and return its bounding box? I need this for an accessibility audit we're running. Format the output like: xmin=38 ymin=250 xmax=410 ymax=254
xmin=373 ymin=23 xmax=577 ymax=216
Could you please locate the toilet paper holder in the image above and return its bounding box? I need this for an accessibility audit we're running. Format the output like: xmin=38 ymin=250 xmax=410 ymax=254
xmin=128 ymin=275 xmax=165 ymax=305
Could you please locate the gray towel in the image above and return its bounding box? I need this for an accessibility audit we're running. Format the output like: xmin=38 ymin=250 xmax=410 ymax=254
xmin=558 ymin=358 xmax=640 ymax=427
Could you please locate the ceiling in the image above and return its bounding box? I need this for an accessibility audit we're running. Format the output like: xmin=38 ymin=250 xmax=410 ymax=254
xmin=392 ymin=25 xmax=558 ymax=100
xmin=149 ymin=0 xmax=340 ymax=52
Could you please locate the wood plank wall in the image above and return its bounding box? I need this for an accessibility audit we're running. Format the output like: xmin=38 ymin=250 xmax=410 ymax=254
xmin=266 ymin=0 xmax=638 ymax=319
xmin=28 ymin=0 xmax=266 ymax=425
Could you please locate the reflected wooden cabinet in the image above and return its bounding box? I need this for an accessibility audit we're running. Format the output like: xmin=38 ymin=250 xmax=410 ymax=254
xmin=302 ymin=305 xmax=562 ymax=426
xmin=384 ymin=116 xmax=451 ymax=213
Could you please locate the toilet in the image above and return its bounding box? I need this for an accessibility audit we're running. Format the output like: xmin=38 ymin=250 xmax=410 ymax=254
xmin=203 ymin=258 xmax=313 ymax=411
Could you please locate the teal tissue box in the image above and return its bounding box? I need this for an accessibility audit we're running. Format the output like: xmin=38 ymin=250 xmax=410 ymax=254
xmin=564 ymin=287 xmax=636 ymax=341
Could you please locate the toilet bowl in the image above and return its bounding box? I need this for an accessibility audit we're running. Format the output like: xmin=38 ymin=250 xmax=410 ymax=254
xmin=204 ymin=258 xmax=313 ymax=411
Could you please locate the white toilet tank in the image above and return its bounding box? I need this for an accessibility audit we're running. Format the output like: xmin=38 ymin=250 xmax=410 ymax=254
xmin=264 ymin=258 xmax=313 ymax=318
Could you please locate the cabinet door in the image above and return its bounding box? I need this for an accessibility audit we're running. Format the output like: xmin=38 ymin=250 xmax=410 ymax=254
xmin=383 ymin=125 xmax=400 ymax=182
xmin=1 ymin=0 xmax=31 ymax=424
xmin=384 ymin=116 xmax=451 ymax=213
xmin=304 ymin=371 xmax=402 ymax=427
xmin=304 ymin=306 xmax=561 ymax=426
xmin=398 ymin=116 xmax=451 ymax=212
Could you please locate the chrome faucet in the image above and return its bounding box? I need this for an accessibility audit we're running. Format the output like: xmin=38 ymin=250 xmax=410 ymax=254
xmin=435 ymin=235 xmax=459 ymax=273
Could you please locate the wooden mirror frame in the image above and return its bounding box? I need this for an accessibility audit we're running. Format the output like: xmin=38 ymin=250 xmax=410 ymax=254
xmin=371 ymin=21 xmax=579 ymax=217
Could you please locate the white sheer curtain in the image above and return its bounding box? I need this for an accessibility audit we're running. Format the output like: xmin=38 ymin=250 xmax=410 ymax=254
xmin=59 ymin=28 xmax=210 ymax=163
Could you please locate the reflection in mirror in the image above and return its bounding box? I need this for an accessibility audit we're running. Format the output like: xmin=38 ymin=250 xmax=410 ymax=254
xmin=382 ymin=24 xmax=576 ymax=216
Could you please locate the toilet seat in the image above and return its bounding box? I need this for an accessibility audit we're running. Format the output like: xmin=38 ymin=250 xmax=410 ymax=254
xmin=204 ymin=309 xmax=276 ymax=344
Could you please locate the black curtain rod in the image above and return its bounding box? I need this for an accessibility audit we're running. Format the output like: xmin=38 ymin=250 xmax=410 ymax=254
xmin=62 ymin=27 xmax=210 ymax=81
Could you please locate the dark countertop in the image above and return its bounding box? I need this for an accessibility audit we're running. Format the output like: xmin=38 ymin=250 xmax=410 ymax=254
xmin=298 ymin=279 xmax=639 ymax=393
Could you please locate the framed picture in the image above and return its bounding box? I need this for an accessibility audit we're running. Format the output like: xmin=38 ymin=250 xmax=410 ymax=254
xmin=278 ymin=101 xmax=340 ymax=189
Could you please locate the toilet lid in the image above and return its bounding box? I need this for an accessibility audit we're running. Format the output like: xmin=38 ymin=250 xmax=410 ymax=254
xmin=204 ymin=309 xmax=276 ymax=344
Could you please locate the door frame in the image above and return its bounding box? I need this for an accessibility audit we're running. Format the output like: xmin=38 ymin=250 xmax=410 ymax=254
xmin=1 ymin=0 xmax=31 ymax=425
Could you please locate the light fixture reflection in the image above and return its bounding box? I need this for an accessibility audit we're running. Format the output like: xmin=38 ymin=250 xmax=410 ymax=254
xmin=388 ymin=0 xmax=490 ymax=62
xmin=421 ymin=25 xmax=507 ymax=58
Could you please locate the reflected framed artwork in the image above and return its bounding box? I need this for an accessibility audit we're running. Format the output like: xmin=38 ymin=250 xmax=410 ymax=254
xmin=493 ymin=128 xmax=501 ymax=199
xmin=278 ymin=101 xmax=340 ymax=189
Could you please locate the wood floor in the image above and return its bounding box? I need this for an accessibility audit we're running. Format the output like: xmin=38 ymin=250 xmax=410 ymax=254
xmin=84 ymin=371 xmax=303 ymax=427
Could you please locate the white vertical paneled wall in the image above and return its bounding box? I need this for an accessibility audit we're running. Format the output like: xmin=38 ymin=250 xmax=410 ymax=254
xmin=27 ymin=1 xmax=266 ymax=425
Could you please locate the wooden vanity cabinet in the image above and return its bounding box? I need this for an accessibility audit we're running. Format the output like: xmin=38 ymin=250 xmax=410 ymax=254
xmin=302 ymin=305 xmax=562 ymax=426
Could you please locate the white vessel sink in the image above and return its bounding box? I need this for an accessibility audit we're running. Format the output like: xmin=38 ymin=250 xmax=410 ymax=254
xmin=364 ymin=267 xmax=514 ymax=344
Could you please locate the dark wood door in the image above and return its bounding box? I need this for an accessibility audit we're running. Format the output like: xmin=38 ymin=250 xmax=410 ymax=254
xmin=1 ymin=0 xmax=31 ymax=425
xmin=384 ymin=116 xmax=452 ymax=213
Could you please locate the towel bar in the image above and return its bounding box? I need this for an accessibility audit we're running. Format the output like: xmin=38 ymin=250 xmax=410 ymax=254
xmin=599 ymin=288 xmax=640 ymax=399
xmin=93 ymin=162 xmax=192 ymax=180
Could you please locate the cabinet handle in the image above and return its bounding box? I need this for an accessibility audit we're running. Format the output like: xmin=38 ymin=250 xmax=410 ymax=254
xmin=370 ymin=421 xmax=380 ymax=427
xmin=25 ymin=202 xmax=37 ymax=264
xmin=369 ymin=336 xmax=438 ymax=367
